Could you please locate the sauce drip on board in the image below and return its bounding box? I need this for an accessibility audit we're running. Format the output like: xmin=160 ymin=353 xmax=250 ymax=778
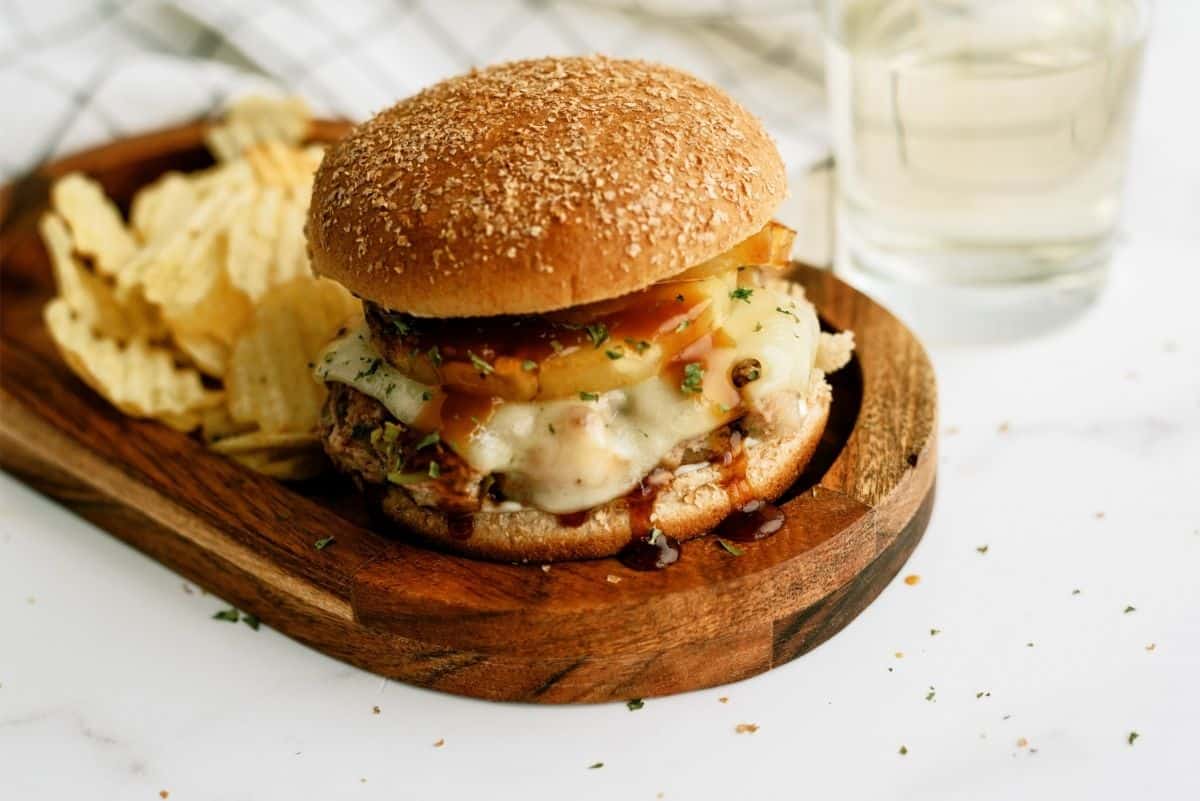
xmin=616 ymin=479 xmax=682 ymax=570
xmin=713 ymin=499 xmax=786 ymax=542
xmin=710 ymin=428 xmax=787 ymax=543
xmin=618 ymin=529 xmax=681 ymax=571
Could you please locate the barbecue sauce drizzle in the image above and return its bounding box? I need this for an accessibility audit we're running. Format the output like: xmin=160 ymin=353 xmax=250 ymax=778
xmin=615 ymin=426 xmax=788 ymax=570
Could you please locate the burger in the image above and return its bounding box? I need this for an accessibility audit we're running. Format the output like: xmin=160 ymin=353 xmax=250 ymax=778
xmin=308 ymin=56 xmax=852 ymax=563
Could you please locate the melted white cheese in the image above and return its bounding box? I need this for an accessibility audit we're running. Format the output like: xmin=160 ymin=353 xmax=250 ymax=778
xmin=315 ymin=284 xmax=820 ymax=514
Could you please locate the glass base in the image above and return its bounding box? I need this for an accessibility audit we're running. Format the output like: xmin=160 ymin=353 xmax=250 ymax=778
xmin=833 ymin=222 xmax=1112 ymax=345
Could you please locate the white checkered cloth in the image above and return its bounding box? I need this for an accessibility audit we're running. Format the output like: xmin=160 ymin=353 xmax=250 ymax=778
xmin=0 ymin=0 xmax=828 ymax=181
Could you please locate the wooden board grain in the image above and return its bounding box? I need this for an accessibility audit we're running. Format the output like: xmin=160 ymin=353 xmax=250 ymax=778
xmin=0 ymin=122 xmax=937 ymax=703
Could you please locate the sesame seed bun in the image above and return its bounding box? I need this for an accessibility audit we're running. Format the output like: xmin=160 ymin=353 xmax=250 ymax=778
xmin=377 ymin=388 xmax=829 ymax=562
xmin=308 ymin=55 xmax=787 ymax=317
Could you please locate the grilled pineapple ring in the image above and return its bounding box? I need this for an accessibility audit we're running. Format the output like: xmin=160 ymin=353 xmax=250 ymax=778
xmin=368 ymin=222 xmax=795 ymax=402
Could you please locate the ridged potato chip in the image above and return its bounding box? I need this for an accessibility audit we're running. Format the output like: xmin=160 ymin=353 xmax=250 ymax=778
xmin=130 ymin=172 xmax=199 ymax=245
xmin=41 ymin=96 xmax=337 ymax=480
xmin=44 ymin=298 xmax=223 ymax=430
xmin=51 ymin=173 xmax=137 ymax=277
xmin=197 ymin=403 xmax=256 ymax=444
xmin=204 ymin=96 xmax=311 ymax=162
xmin=173 ymin=331 xmax=230 ymax=377
xmin=40 ymin=212 xmax=163 ymax=341
xmin=124 ymin=184 xmax=257 ymax=345
xmin=208 ymin=429 xmax=320 ymax=455
xmin=227 ymin=277 xmax=361 ymax=433
xmin=226 ymin=448 xmax=327 ymax=480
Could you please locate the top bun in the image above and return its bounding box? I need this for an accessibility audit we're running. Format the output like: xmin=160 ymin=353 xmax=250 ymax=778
xmin=307 ymin=56 xmax=786 ymax=317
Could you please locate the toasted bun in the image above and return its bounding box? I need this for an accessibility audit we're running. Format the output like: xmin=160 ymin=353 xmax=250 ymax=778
xmin=308 ymin=56 xmax=787 ymax=317
xmin=377 ymin=390 xmax=829 ymax=562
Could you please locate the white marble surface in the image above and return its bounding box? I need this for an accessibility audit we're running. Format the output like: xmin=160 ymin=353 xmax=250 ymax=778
xmin=3 ymin=6 xmax=1199 ymax=801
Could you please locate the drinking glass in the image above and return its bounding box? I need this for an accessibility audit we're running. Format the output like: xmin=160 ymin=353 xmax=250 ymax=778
xmin=822 ymin=0 xmax=1150 ymax=341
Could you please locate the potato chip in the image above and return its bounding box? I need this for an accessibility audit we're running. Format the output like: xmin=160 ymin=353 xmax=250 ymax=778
xmin=44 ymin=298 xmax=223 ymax=430
xmin=124 ymin=184 xmax=257 ymax=345
xmin=227 ymin=277 xmax=361 ymax=433
xmin=197 ymin=404 xmax=256 ymax=444
xmin=227 ymin=447 xmax=326 ymax=480
xmin=42 ymin=96 xmax=339 ymax=478
xmin=173 ymin=331 xmax=230 ymax=377
xmin=188 ymin=158 xmax=257 ymax=196
xmin=205 ymin=95 xmax=311 ymax=162
xmin=226 ymin=185 xmax=281 ymax=300
xmin=274 ymin=200 xmax=311 ymax=283
xmin=40 ymin=212 xmax=166 ymax=342
xmin=208 ymin=429 xmax=320 ymax=455
xmin=51 ymin=173 xmax=138 ymax=277
xmin=130 ymin=172 xmax=199 ymax=245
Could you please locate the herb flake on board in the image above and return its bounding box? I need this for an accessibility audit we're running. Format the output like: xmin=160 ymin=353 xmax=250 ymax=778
xmin=717 ymin=538 xmax=744 ymax=556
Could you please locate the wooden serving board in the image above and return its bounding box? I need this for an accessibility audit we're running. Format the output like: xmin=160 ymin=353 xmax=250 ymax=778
xmin=0 ymin=123 xmax=937 ymax=703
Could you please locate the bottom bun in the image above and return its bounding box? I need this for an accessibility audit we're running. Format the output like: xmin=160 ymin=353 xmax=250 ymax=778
xmin=378 ymin=386 xmax=831 ymax=562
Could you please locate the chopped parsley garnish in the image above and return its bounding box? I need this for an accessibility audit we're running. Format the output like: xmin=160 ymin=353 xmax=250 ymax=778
xmin=584 ymin=322 xmax=609 ymax=348
xmin=674 ymin=319 xmax=691 ymax=333
xmin=754 ymin=322 xmax=763 ymax=332
xmin=548 ymin=423 xmax=556 ymax=434
xmin=1127 ymin=731 xmax=1139 ymax=745
xmin=314 ymin=536 xmax=335 ymax=550
xmin=925 ymin=687 xmax=936 ymax=701
xmin=930 ymin=628 xmax=941 ymax=636
xmin=421 ymin=390 xmax=433 ymax=401
xmin=680 ymin=362 xmax=704 ymax=394
xmin=588 ymin=763 xmax=604 ymax=770
xmin=717 ymin=538 xmax=743 ymax=556
xmin=416 ymin=431 xmax=440 ymax=450
xmin=625 ymin=337 xmax=651 ymax=353
xmin=626 ymin=698 xmax=645 ymax=711
xmin=427 ymin=462 xmax=441 ymax=478
xmin=212 ymin=608 xmax=239 ymax=622
xmin=550 ymin=339 xmax=564 ymax=354
xmin=1124 ymin=605 xmax=1136 ymax=614
xmin=776 ymin=305 xmax=800 ymax=321
xmin=388 ymin=316 xmax=412 ymax=336
xmin=899 ymin=746 xmax=908 ymax=756
xmin=242 ymin=614 xmax=260 ymax=631
xmin=605 ymin=348 xmax=623 ymax=360
xmin=355 ymin=358 xmax=381 ymax=380
xmin=579 ymin=391 xmax=600 ymax=402
xmin=730 ymin=287 xmax=753 ymax=303
xmin=521 ymin=359 xmax=537 ymax=372
xmin=467 ymin=351 xmax=494 ymax=375
xmin=427 ymin=345 xmax=442 ymax=366
xmin=386 ymin=471 xmax=426 ymax=485
xmin=976 ymin=544 xmax=989 ymax=554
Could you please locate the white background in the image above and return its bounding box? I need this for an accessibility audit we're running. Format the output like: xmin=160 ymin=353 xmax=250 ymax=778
xmin=2 ymin=3 xmax=1199 ymax=800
